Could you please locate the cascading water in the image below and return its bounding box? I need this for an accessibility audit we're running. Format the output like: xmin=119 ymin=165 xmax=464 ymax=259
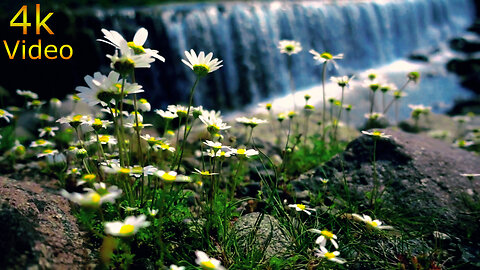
xmin=90 ymin=0 xmax=475 ymax=111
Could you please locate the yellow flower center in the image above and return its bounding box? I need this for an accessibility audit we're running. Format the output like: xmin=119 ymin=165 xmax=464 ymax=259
xmin=93 ymin=119 xmax=103 ymax=126
xmin=114 ymin=83 xmax=123 ymax=93
xmin=119 ymin=167 xmax=131 ymax=174
xmin=193 ymin=64 xmax=210 ymax=77
xmin=0 ymin=110 xmax=5 ymax=116
xmin=321 ymin=52 xmax=333 ymax=60
xmin=200 ymin=171 xmax=210 ymax=176
xmin=285 ymin=45 xmax=294 ymax=52
xmin=83 ymin=174 xmax=96 ymax=181
xmin=73 ymin=94 xmax=80 ymax=101
xmin=99 ymin=135 xmax=110 ymax=143
xmin=237 ymin=149 xmax=246 ymax=155
xmin=162 ymin=173 xmax=176 ymax=181
xmin=72 ymin=115 xmax=83 ymax=122
xmin=296 ymin=204 xmax=306 ymax=210
xmin=91 ymin=193 xmax=101 ymax=203
xmin=119 ymin=224 xmax=135 ymax=234
xmin=368 ymin=221 xmax=378 ymax=227
xmin=139 ymin=98 xmax=147 ymax=104
xmin=36 ymin=139 xmax=46 ymax=145
xmin=200 ymin=261 xmax=215 ymax=269
xmin=325 ymin=252 xmax=336 ymax=259
xmin=208 ymin=124 xmax=220 ymax=134
xmin=321 ymin=230 xmax=334 ymax=239
xmin=127 ymin=41 xmax=146 ymax=54
xmin=372 ymin=131 xmax=382 ymax=137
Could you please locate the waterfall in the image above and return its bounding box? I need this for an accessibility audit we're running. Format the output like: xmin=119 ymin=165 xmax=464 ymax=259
xmin=89 ymin=0 xmax=475 ymax=111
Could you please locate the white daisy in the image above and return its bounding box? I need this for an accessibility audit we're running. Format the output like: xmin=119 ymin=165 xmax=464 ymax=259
xmin=137 ymin=98 xmax=151 ymax=112
xmin=203 ymin=140 xmax=224 ymax=150
xmin=61 ymin=189 xmax=116 ymax=208
xmin=167 ymin=104 xmax=190 ymax=118
xmin=352 ymin=214 xmax=393 ymax=230
xmin=193 ymin=168 xmax=219 ymax=176
xmin=278 ymin=40 xmax=302 ymax=55
xmin=16 ymin=89 xmax=38 ymax=99
xmin=97 ymin=134 xmax=118 ymax=145
xmin=182 ymin=49 xmax=223 ymax=77
xmin=155 ymin=109 xmax=178 ymax=120
xmin=87 ymin=182 xmax=123 ymax=203
xmin=0 ymin=109 xmax=14 ymax=123
xmin=76 ymin=71 xmax=143 ymax=106
xmin=231 ymin=148 xmax=259 ymax=158
xmin=195 ymin=251 xmax=225 ymax=270
xmin=38 ymin=126 xmax=59 ymax=137
xmin=30 ymin=139 xmax=54 ymax=148
xmin=57 ymin=114 xmax=92 ymax=129
xmin=310 ymin=229 xmax=339 ymax=249
xmin=309 ymin=49 xmax=343 ymax=67
xmin=104 ymin=215 xmax=150 ymax=237
xmin=330 ymin=75 xmax=355 ymax=87
xmin=98 ymin=27 xmax=165 ymax=62
xmin=235 ymin=117 xmax=268 ymax=128
xmin=199 ymin=110 xmax=230 ymax=134
xmin=361 ymin=130 xmax=391 ymax=139
xmin=155 ymin=170 xmax=190 ymax=183
xmin=37 ymin=149 xmax=59 ymax=158
xmin=288 ymin=203 xmax=316 ymax=215
xmin=108 ymin=39 xmax=155 ymax=71
xmin=314 ymin=246 xmax=346 ymax=264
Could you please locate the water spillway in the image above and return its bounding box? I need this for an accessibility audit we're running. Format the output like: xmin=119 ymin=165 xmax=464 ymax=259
xmin=91 ymin=0 xmax=475 ymax=110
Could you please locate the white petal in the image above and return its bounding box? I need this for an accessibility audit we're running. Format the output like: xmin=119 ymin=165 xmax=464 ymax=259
xmin=133 ymin=27 xmax=148 ymax=46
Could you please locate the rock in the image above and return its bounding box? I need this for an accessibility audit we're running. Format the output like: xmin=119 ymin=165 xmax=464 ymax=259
xmin=450 ymin=37 xmax=480 ymax=54
xmin=302 ymin=129 xmax=480 ymax=262
xmin=408 ymin=54 xmax=429 ymax=62
xmin=0 ymin=177 xmax=93 ymax=269
xmin=234 ymin=212 xmax=291 ymax=260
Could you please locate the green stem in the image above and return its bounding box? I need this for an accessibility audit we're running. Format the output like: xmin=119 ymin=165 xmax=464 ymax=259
xmin=176 ymin=77 xmax=200 ymax=171
xmin=333 ymin=86 xmax=345 ymax=141
xmin=383 ymin=79 xmax=411 ymax=114
xmin=321 ymin=62 xmax=328 ymax=142
xmin=288 ymin=56 xmax=296 ymax=111
xmin=371 ymin=138 xmax=378 ymax=207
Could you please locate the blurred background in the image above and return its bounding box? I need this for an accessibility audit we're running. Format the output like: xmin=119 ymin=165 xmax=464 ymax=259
xmin=0 ymin=0 xmax=479 ymax=122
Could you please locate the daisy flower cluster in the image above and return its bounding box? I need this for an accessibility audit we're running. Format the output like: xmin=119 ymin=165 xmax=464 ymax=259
xmin=0 ymin=24 xmax=433 ymax=270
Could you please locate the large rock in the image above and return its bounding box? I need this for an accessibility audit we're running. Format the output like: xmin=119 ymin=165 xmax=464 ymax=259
xmin=303 ymin=129 xmax=479 ymax=250
xmin=0 ymin=177 xmax=93 ymax=269
xmin=234 ymin=212 xmax=291 ymax=261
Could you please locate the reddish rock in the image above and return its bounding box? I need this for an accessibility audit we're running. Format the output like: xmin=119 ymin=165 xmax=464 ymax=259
xmin=0 ymin=177 xmax=94 ymax=269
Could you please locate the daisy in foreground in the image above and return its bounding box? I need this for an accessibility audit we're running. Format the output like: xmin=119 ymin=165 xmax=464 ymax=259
xmin=182 ymin=49 xmax=223 ymax=77
xmin=314 ymin=246 xmax=346 ymax=264
xmin=352 ymin=214 xmax=393 ymax=230
xmin=309 ymin=49 xmax=343 ymax=67
xmin=195 ymin=251 xmax=225 ymax=270
xmin=104 ymin=215 xmax=150 ymax=237
xmin=278 ymin=40 xmax=302 ymax=55
xmin=98 ymin=27 xmax=165 ymax=62
xmin=361 ymin=130 xmax=391 ymax=139
xmin=310 ymin=229 xmax=339 ymax=249
xmin=288 ymin=203 xmax=316 ymax=215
